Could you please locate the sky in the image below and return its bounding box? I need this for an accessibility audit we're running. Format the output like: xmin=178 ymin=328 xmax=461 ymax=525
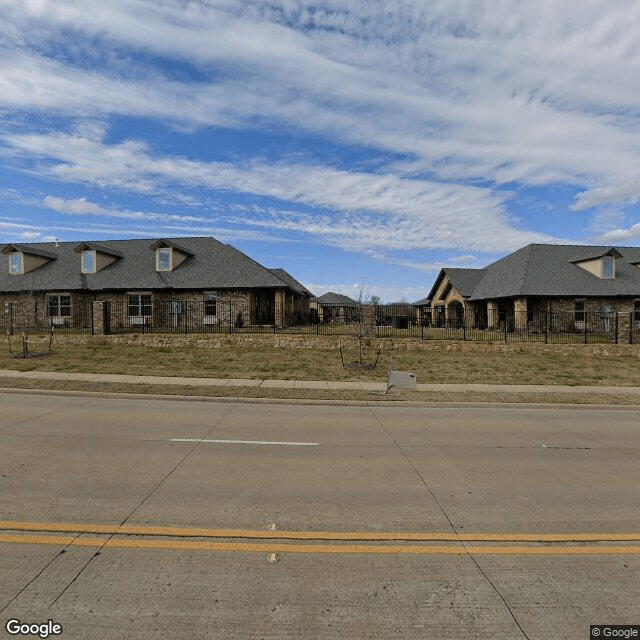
xmin=1 ymin=1 xmax=640 ymax=303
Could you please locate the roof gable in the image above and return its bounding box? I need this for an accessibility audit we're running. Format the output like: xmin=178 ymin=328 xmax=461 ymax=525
xmin=427 ymin=267 xmax=484 ymax=302
xmin=149 ymin=238 xmax=194 ymax=256
xmin=73 ymin=242 xmax=124 ymax=258
xmin=1 ymin=243 xmax=58 ymax=260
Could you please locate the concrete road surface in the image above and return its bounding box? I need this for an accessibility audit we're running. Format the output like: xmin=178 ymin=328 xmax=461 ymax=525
xmin=1 ymin=392 xmax=639 ymax=639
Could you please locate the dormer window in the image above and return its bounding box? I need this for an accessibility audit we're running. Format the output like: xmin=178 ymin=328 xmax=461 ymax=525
xmin=150 ymin=239 xmax=193 ymax=272
xmin=74 ymin=242 xmax=122 ymax=273
xmin=157 ymin=247 xmax=171 ymax=271
xmin=602 ymin=256 xmax=615 ymax=279
xmin=82 ymin=250 xmax=96 ymax=273
xmin=9 ymin=253 xmax=22 ymax=275
xmin=572 ymin=248 xmax=621 ymax=280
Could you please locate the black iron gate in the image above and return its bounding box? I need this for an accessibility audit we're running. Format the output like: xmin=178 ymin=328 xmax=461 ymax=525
xmin=103 ymin=301 xmax=111 ymax=335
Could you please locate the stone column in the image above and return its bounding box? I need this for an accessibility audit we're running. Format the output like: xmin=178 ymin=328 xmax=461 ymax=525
xmin=514 ymin=298 xmax=528 ymax=330
xmin=487 ymin=301 xmax=498 ymax=329
xmin=618 ymin=311 xmax=631 ymax=344
xmin=274 ymin=289 xmax=285 ymax=327
xmin=92 ymin=301 xmax=104 ymax=335
xmin=363 ymin=303 xmax=376 ymax=327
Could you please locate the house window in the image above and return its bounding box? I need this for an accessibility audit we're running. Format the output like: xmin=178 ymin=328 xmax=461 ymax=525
xmin=634 ymin=300 xmax=640 ymax=324
xmin=82 ymin=250 xmax=96 ymax=273
xmin=48 ymin=295 xmax=71 ymax=317
xmin=128 ymin=293 xmax=152 ymax=317
xmin=9 ymin=253 xmax=22 ymax=275
xmin=575 ymin=299 xmax=586 ymax=325
xmin=602 ymin=256 xmax=615 ymax=279
xmin=204 ymin=291 xmax=217 ymax=316
xmin=599 ymin=305 xmax=614 ymax=332
xmin=157 ymin=248 xmax=171 ymax=271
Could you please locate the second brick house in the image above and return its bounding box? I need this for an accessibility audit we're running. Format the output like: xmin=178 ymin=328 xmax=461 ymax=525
xmin=424 ymin=243 xmax=640 ymax=336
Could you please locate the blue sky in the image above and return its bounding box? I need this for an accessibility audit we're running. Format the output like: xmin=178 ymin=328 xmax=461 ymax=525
xmin=1 ymin=1 xmax=640 ymax=302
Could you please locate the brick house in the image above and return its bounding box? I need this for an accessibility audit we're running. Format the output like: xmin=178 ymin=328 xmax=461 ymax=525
xmin=424 ymin=244 xmax=640 ymax=337
xmin=0 ymin=237 xmax=312 ymax=333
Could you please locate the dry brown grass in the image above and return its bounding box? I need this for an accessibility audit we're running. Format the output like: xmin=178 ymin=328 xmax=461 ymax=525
xmin=3 ymin=339 xmax=640 ymax=387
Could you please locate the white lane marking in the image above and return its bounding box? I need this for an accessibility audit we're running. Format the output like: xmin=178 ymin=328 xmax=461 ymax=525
xmin=171 ymin=438 xmax=319 ymax=446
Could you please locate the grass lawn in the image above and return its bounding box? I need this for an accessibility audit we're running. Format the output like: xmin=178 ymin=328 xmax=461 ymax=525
xmin=2 ymin=340 xmax=640 ymax=387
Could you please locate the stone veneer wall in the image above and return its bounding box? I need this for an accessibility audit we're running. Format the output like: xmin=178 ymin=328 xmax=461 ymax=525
xmin=50 ymin=332 xmax=640 ymax=357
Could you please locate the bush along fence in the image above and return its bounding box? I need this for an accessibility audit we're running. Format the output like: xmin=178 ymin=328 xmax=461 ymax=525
xmin=2 ymin=299 xmax=640 ymax=344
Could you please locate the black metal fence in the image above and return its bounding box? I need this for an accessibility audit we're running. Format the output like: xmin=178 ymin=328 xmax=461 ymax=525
xmin=0 ymin=300 xmax=94 ymax=336
xmin=415 ymin=308 xmax=640 ymax=344
xmin=101 ymin=300 xmax=306 ymax=334
xmin=2 ymin=299 xmax=640 ymax=344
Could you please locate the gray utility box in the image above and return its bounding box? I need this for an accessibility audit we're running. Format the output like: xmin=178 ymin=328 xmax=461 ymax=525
xmin=387 ymin=371 xmax=417 ymax=391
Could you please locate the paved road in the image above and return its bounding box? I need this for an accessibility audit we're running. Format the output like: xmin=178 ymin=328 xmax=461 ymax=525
xmin=1 ymin=392 xmax=639 ymax=639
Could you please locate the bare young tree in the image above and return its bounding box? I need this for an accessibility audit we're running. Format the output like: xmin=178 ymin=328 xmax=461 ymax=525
xmin=344 ymin=287 xmax=380 ymax=368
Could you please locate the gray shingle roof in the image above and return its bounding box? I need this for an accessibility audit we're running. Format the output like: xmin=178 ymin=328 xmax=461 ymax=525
xmin=444 ymin=268 xmax=485 ymax=298
xmin=468 ymin=244 xmax=640 ymax=300
xmin=0 ymin=237 xmax=308 ymax=294
xmin=316 ymin=291 xmax=359 ymax=306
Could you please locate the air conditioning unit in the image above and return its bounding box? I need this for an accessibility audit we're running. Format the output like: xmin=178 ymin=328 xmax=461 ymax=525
xmin=130 ymin=316 xmax=150 ymax=325
xmin=51 ymin=317 xmax=68 ymax=326
xmin=203 ymin=316 xmax=219 ymax=325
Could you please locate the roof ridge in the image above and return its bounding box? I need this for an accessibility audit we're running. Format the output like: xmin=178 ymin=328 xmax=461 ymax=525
xmin=517 ymin=244 xmax=535 ymax=296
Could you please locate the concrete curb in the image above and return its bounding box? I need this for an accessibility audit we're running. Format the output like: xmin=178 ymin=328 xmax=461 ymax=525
xmin=3 ymin=386 xmax=640 ymax=410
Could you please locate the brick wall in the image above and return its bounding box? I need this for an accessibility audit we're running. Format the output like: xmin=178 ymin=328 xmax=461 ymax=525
xmin=0 ymin=292 xmax=93 ymax=333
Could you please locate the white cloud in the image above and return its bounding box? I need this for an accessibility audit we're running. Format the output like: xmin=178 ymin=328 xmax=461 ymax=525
xmin=2 ymin=0 xmax=640 ymax=253
xmin=594 ymin=223 xmax=640 ymax=244
xmin=2 ymin=0 xmax=640 ymax=214
xmin=18 ymin=231 xmax=41 ymax=240
xmin=40 ymin=195 xmax=293 ymax=243
xmin=43 ymin=195 xmax=205 ymax=223
xmin=9 ymin=132 xmax=560 ymax=253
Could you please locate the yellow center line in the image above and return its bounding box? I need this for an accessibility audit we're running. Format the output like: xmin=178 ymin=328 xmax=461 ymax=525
xmin=1 ymin=521 xmax=639 ymax=542
xmin=1 ymin=533 xmax=640 ymax=555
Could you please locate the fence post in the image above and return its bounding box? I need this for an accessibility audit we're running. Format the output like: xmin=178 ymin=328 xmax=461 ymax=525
xmin=631 ymin=312 xmax=634 ymax=345
xmin=583 ymin=314 xmax=588 ymax=343
xmin=615 ymin=312 xmax=619 ymax=344
xmin=545 ymin=312 xmax=549 ymax=343
xmin=462 ymin=310 xmax=467 ymax=340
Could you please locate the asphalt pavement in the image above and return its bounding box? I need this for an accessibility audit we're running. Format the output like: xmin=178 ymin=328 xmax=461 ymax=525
xmin=1 ymin=393 xmax=639 ymax=639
